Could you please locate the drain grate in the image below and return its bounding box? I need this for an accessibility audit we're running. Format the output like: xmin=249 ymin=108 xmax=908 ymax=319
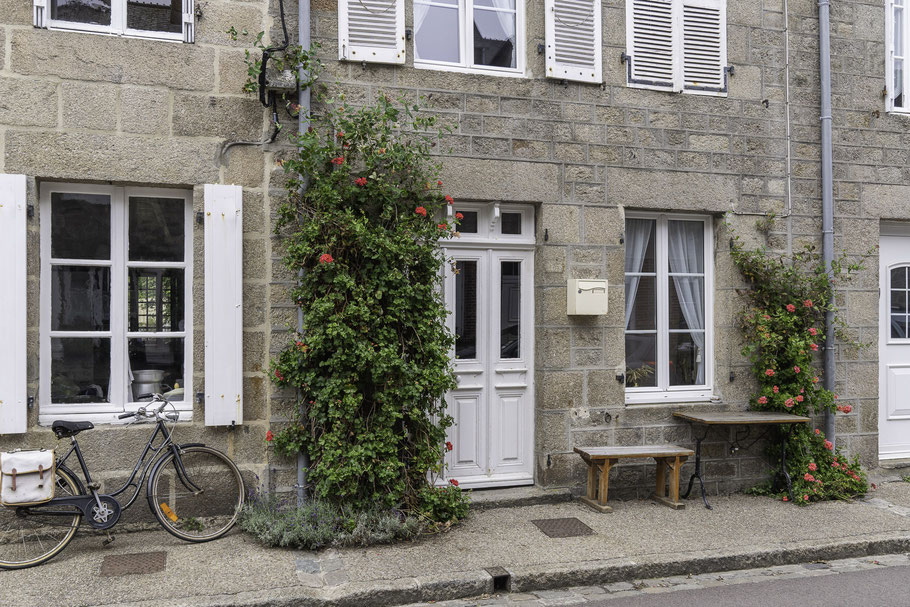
xmin=531 ymin=517 xmax=594 ymax=538
xmin=100 ymin=551 xmax=167 ymax=577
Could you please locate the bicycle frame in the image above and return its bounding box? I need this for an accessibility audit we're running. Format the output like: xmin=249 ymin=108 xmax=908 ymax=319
xmin=20 ymin=417 xmax=204 ymax=525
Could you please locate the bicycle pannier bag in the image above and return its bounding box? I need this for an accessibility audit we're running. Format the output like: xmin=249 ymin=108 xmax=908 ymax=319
xmin=0 ymin=449 xmax=56 ymax=506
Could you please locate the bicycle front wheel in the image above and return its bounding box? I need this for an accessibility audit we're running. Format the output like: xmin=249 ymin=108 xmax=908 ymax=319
xmin=0 ymin=466 xmax=82 ymax=569
xmin=147 ymin=446 xmax=244 ymax=542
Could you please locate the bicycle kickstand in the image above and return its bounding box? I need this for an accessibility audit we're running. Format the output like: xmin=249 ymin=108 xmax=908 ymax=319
xmin=103 ymin=532 xmax=116 ymax=547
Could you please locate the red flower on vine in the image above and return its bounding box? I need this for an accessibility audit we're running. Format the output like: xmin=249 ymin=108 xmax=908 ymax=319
xmin=355 ymin=177 xmax=367 ymax=186
xmin=415 ymin=206 xmax=427 ymax=217
xmin=793 ymin=366 xmax=801 ymax=374
xmin=445 ymin=195 xmax=454 ymax=205
xmin=815 ymin=428 xmax=821 ymax=435
xmin=455 ymin=212 xmax=464 ymax=220
xmin=783 ymin=496 xmax=789 ymax=502
xmin=824 ymin=440 xmax=833 ymax=450
xmin=266 ymin=430 xmax=274 ymax=442
xmin=808 ymin=462 xmax=817 ymax=471
xmin=803 ymin=299 xmax=813 ymax=307
xmin=810 ymin=343 xmax=818 ymax=351
xmin=758 ymin=396 xmax=768 ymax=404
xmin=765 ymin=369 xmax=775 ymax=377
xmin=812 ymin=376 xmax=820 ymax=384
xmin=319 ymin=253 xmax=334 ymax=264
xmin=438 ymin=223 xmax=448 ymax=230
xmin=763 ymin=314 xmax=771 ymax=320
xmin=796 ymin=395 xmax=804 ymax=402
xmin=786 ymin=304 xmax=796 ymax=312
xmin=449 ymin=479 xmax=459 ymax=487
xmin=445 ymin=441 xmax=453 ymax=451
xmin=437 ymin=180 xmax=443 ymax=186
xmin=274 ymin=370 xmax=284 ymax=382
xmin=784 ymin=398 xmax=794 ymax=408
xmin=809 ymin=327 xmax=818 ymax=336
xmin=803 ymin=495 xmax=810 ymax=501
xmin=804 ymin=473 xmax=815 ymax=482
xmin=773 ymin=385 xmax=779 ymax=393
xmin=331 ymin=157 xmax=344 ymax=165
xmin=337 ymin=131 xmax=344 ymax=138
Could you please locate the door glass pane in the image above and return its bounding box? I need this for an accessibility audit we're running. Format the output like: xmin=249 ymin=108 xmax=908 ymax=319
xmin=51 ymin=192 xmax=111 ymax=260
xmin=127 ymin=0 xmax=182 ymax=33
xmin=892 ymin=266 xmax=907 ymax=289
xmin=669 ymin=331 xmax=704 ymax=386
xmin=51 ymin=0 xmax=112 ymax=26
xmin=892 ymin=289 xmax=908 ymax=314
xmin=667 ymin=220 xmax=704 ymax=274
xmin=625 ymin=276 xmax=656 ymax=330
xmin=129 ymin=269 xmax=186 ymax=332
xmin=128 ymin=338 xmax=185 ymax=401
xmin=669 ymin=276 xmax=705 ymax=330
xmin=625 ymin=218 xmax=656 ymax=273
xmin=455 ymin=260 xmax=478 ymax=359
xmin=129 ymin=196 xmax=186 ymax=262
xmin=500 ymin=261 xmax=521 ymax=359
xmin=473 ymin=8 xmax=516 ymax=68
xmin=457 ymin=211 xmax=479 ymax=233
xmin=51 ymin=338 xmax=111 ymax=403
xmin=51 ymin=266 xmax=111 ymax=331
xmin=415 ymin=2 xmax=460 ymax=63
xmin=501 ymin=212 xmax=522 ymax=234
xmin=625 ymin=334 xmax=656 ymax=388
xmin=893 ymin=315 xmax=908 ymax=339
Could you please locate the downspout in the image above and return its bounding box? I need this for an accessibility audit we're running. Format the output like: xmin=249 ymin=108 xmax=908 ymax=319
xmin=818 ymin=0 xmax=836 ymax=444
xmin=296 ymin=0 xmax=312 ymax=506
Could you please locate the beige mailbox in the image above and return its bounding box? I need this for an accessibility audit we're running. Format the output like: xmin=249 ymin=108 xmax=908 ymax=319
xmin=567 ymin=279 xmax=608 ymax=315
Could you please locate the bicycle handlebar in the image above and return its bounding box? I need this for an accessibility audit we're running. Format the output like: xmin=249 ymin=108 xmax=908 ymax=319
xmin=117 ymin=412 xmax=134 ymax=419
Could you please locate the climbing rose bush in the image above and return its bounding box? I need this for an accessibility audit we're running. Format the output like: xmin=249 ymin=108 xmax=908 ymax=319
xmin=731 ymin=233 xmax=868 ymax=504
xmin=268 ymin=94 xmax=467 ymax=517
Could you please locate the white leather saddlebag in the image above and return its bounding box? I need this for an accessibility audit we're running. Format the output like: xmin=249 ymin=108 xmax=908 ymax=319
xmin=1 ymin=450 xmax=56 ymax=506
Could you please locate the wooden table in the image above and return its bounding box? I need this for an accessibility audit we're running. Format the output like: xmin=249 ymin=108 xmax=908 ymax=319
xmin=672 ymin=411 xmax=811 ymax=509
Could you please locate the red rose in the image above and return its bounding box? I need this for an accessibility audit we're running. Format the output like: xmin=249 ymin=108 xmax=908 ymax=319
xmin=266 ymin=430 xmax=274 ymax=442
xmin=784 ymin=398 xmax=794 ymax=408
xmin=796 ymin=395 xmax=804 ymax=402
xmin=337 ymin=131 xmax=344 ymax=138
xmin=319 ymin=253 xmax=334 ymax=264
xmin=810 ymin=343 xmax=818 ymax=351
xmin=808 ymin=462 xmax=817 ymax=471
xmin=758 ymin=396 xmax=768 ymax=404
xmin=815 ymin=428 xmax=821 ymax=435
xmin=783 ymin=496 xmax=789 ymax=502
xmin=765 ymin=369 xmax=775 ymax=377
xmin=449 ymin=479 xmax=459 ymax=487
xmin=804 ymin=473 xmax=815 ymax=481
xmin=415 ymin=206 xmax=427 ymax=217
xmin=824 ymin=440 xmax=833 ymax=450
xmin=455 ymin=212 xmax=464 ymax=220
xmin=437 ymin=180 xmax=443 ymax=186
xmin=803 ymin=299 xmax=813 ymax=307
xmin=812 ymin=376 xmax=819 ymax=384
xmin=786 ymin=304 xmax=796 ymax=312
xmin=445 ymin=441 xmax=453 ymax=451
xmin=445 ymin=195 xmax=454 ymax=205
xmin=331 ymin=157 xmax=344 ymax=165
xmin=773 ymin=385 xmax=779 ymax=393
xmin=438 ymin=223 xmax=448 ymax=230
xmin=355 ymin=177 xmax=367 ymax=186
xmin=793 ymin=366 xmax=801 ymax=374
xmin=809 ymin=327 xmax=818 ymax=335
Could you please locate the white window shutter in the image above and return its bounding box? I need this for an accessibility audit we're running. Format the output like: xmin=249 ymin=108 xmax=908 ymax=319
xmin=0 ymin=175 xmax=28 ymax=435
xmin=681 ymin=0 xmax=727 ymax=92
xmin=626 ymin=0 xmax=676 ymax=89
xmin=204 ymin=185 xmax=243 ymax=427
xmin=545 ymin=0 xmax=602 ymax=83
xmin=182 ymin=0 xmax=195 ymax=43
xmin=338 ymin=0 xmax=405 ymax=64
xmin=33 ymin=0 xmax=47 ymax=28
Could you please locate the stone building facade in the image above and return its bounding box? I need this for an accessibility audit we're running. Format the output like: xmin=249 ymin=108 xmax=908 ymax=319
xmin=0 ymin=0 xmax=904 ymax=502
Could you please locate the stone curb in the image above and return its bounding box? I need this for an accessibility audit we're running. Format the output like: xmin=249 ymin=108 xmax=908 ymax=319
xmin=103 ymin=532 xmax=910 ymax=607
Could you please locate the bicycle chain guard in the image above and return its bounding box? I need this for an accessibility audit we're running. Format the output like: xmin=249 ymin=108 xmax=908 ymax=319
xmin=88 ymin=495 xmax=122 ymax=530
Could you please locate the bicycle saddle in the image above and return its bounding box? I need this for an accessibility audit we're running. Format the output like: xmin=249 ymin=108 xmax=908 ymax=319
xmin=52 ymin=420 xmax=95 ymax=439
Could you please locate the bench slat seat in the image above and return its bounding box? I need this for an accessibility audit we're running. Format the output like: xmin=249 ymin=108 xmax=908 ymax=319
xmin=573 ymin=444 xmax=694 ymax=512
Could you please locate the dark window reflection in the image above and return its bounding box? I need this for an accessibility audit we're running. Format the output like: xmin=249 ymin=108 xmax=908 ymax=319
xmin=501 ymin=212 xmax=521 ymax=234
xmin=624 ymin=334 xmax=657 ymax=388
xmin=455 ymin=260 xmax=477 ymax=359
xmin=669 ymin=332 xmax=699 ymax=386
xmin=51 ymin=192 xmax=111 ymax=260
xmin=129 ymin=196 xmax=185 ymax=262
xmin=51 ymin=0 xmax=112 ymax=26
xmin=457 ymin=211 xmax=479 ymax=233
xmin=51 ymin=266 xmax=111 ymax=332
xmin=127 ymin=0 xmax=182 ymax=33
xmin=51 ymin=338 xmax=111 ymax=403
xmin=500 ymin=261 xmax=520 ymax=358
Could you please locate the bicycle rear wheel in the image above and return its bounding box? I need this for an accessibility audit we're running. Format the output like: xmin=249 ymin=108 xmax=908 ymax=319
xmin=147 ymin=446 xmax=244 ymax=542
xmin=0 ymin=466 xmax=83 ymax=569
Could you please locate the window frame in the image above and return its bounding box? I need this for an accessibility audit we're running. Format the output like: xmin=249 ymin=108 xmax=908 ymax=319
xmin=888 ymin=0 xmax=908 ymax=112
xmin=413 ymin=0 xmax=527 ymax=77
xmin=46 ymin=0 xmax=186 ymax=42
xmin=624 ymin=211 xmax=714 ymax=405
xmin=38 ymin=183 xmax=194 ymax=425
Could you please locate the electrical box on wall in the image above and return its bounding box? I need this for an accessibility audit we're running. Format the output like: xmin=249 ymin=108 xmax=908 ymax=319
xmin=567 ymin=279 xmax=608 ymax=315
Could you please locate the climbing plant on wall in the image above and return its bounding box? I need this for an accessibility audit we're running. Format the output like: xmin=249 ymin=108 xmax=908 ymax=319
xmin=730 ymin=228 xmax=870 ymax=503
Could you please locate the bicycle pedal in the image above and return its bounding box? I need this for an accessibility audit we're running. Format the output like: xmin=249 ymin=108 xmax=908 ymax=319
xmin=102 ymin=533 xmax=115 ymax=547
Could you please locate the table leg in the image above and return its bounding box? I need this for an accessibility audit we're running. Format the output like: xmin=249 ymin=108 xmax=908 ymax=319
xmin=670 ymin=456 xmax=683 ymax=504
xmin=774 ymin=425 xmax=795 ymax=502
xmin=587 ymin=460 xmax=597 ymax=501
xmin=682 ymin=426 xmax=712 ymax=510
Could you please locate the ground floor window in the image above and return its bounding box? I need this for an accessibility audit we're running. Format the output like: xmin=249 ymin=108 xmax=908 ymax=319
xmin=624 ymin=212 xmax=713 ymax=403
xmin=39 ymin=184 xmax=193 ymax=421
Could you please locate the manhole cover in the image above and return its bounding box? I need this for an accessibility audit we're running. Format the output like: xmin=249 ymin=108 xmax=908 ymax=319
xmin=100 ymin=551 xmax=167 ymax=577
xmin=531 ymin=517 xmax=594 ymax=538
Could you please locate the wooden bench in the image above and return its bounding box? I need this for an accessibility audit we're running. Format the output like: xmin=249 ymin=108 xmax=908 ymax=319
xmin=573 ymin=445 xmax=695 ymax=512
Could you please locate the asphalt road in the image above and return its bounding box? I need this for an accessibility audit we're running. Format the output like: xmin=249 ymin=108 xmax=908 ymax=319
xmin=586 ymin=564 xmax=910 ymax=607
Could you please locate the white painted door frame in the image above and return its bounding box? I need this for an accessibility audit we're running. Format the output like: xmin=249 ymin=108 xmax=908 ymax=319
xmin=879 ymin=223 xmax=910 ymax=460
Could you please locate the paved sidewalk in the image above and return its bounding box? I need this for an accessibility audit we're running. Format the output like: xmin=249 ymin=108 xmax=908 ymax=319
xmin=4 ymin=482 xmax=910 ymax=607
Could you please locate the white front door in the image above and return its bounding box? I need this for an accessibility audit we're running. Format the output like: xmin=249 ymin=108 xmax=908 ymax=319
xmin=879 ymin=226 xmax=910 ymax=459
xmin=442 ymin=204 xmax=535 ymax=488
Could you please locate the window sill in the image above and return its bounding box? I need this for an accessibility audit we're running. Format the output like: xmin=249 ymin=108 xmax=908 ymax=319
xmin=626 ymin=82 xmax=727 ymax=97
xmin=39 ymin=409 xmax=193 ymax=426
xmin=47 ymin=23 xmax=184 ymax=43
xmin=625 ymin=391 xmax=718 ymax=405
xmin=413 ymin=61 xmax=526 ymax=79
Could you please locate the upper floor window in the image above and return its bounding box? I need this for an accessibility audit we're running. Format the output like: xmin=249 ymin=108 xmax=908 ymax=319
xmin=33 ymin=0 xmax=195 ymax=42
xmin=624 ymin=213 xmax=714 ymax=404
xmin=889 ymin=0 xmax=908 ymax=111
xmin=414 ymin=0 xmax=525 ymax=75
xmin=624 ymin=0 xmax=729 ymax=95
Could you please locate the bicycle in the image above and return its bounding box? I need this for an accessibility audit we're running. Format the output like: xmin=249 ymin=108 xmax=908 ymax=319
xmin=0 ymin=394 xmax=245 ymax=569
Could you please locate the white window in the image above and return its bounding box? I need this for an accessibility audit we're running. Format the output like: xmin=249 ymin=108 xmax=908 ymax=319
xmin=624 ymin=213 xmax=713 ymax=404
xmin=624 ymin=0 xmax=728 ymax=95
xmin=414 ymin=0 xmax=525 ymax=76
xmin=889 ymin=0 xmax=908 ymax=111
xmin=33 ymin=0 xmax=195 ymax=43
xmin=39 ymin=184 xmax=193 ymax=424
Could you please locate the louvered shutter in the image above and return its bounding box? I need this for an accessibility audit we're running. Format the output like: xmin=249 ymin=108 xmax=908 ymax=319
xmin=338 ymin=0 xmax=405 ymax=64
xmin=33 ymin=0 xmax=47 ymax=27
xmin=182 ymin=0 xmax=195 ymax=43
xmin=545 ymin=0 xmax=602 ymax=83
xmin=626 ymin=0 xmax=676 ymax=89
xmin=681 ymin=0 xmax=726 ymax=92
xmin=204 ymin=185 xmax=243 ymax=427
xmin=0 ymin=175 xmax=28 ymax=435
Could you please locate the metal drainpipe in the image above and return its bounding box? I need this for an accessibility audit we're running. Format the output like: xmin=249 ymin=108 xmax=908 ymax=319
xmin=296 ymin=0 xmax=312 ymax=506
xmin=818 ymin=0 xmax=836 ymax=445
